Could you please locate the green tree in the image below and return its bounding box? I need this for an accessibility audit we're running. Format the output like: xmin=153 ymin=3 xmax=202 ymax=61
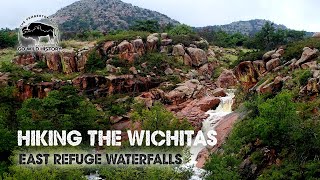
xmin=16 ymin=86 xmax=100 ymax=135
xmin=254 ymin=22 xmax=277 ymax=50
xmin=169 ymin=24 xmax=195 ymax=36
xmin=0 ymin=28 xmax=18 ymax=49
xmin=130 ymin=20 xmax=160 ymax=33
xmin=131 ymin=102 xmax=193 ymax=132
xmin=85 ymin=51 xmax=105 ymax=72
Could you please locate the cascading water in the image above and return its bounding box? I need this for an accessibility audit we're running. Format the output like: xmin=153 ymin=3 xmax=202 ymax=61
xmin=187 ymin=89 xmax=235 ymax=180
xmin=88 ymin=90 xmax=236 ymax=180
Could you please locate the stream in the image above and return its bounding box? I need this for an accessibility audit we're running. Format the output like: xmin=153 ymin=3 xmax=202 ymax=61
xmin=87 ymin=90 xmax=235 ymax=180
xmin=187 ymin=89 xmax=235 ymax=180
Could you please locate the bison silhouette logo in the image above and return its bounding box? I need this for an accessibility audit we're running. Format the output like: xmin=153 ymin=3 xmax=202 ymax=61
xmin=18 ymin=15 xmax=61 ymax=52
xmin=21 ymin=22 xmax=57 ymax=44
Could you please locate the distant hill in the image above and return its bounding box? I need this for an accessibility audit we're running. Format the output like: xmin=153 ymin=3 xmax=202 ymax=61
xmin=197 ymin=19 xmax=288 ymax=36
xmin=50 ymin=0 xmax=179 ymax=32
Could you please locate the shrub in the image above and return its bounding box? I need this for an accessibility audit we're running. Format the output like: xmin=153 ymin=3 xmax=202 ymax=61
xmin=292 ymin=69 xmax=312 ymax=87
xmin=205 ymin=154 xmax=241 ymax=180
xmin=282 ymin=38 xmax=320 ymax=62
xmin=131 ymin=102 xmax=193 ymax=132
xmin=98 ymin=31 xmax=150 ymax=44
xmin=85 ymin=51 xmax=105 ymax=72
xmin=0 ymin=29 xmax=18 ymax=49
xmin=171 ymin=34 xmax=201 ymax=47
xmin=0 ymin=62 xmax=33 ymax=81
xmin=16 ymin=86 xmax=100 ymax=137
xmin=130 ymin=20 xmax=160 ymax=33
xmin=35 ymin=61 xmax=47 ymax=69
xmin=231 ymin=50 xmax=266 ymax=67
xmin=3 ymin=166 xmax=86 ymax=180
xmin=99 ymin=166 xmax=191 ymax=180
xmin=168 ymin=24 xmax=195 ymax=36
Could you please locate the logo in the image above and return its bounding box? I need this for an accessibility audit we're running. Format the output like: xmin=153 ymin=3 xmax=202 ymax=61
xmin=17 ymin=15 xmax=62 ymax=52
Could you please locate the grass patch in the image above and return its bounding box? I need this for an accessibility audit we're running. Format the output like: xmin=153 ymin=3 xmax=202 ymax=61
xmin=0 ymin=49 xmax=16 ymax=67
xmin=97 ymin=31 xmax=150 ymax=45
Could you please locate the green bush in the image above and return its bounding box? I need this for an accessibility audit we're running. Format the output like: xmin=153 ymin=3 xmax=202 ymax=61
xmin=35 ymin=61 xmax=47 ymax=69
xmin=16 ymin=86 xmax=100 ymax=136
xmin=282 ymin=38 xmax=320 ymax=62
xmin=85 ymin=51 xmax=105 ymax=72
xmin=205 ymin=154 xmax=241 ymax=180
xmin=171 ymin=34 xmax=201 ymax=47
xmin=130 ymin=20 xmax=160 ymax=33
xmin=291 ymin=69 xmax=312 ymax=87
xmin=99 ymin=166 xmax=191 ymax=180
xmin=0 ymin=62 xmax=33 ymax=81
xmin=0 ymin=29 xmax=18 ymax=49
xmin=3 ymin=166 xmax=86 ymax=180
xmin=168 ymin=24 xmax=195 ymax=36
xmin=231 ymin=50 xmax=266 ymax=67
xmin=131 ymin=102 xmax=193 ymax=132
xmin=98 ymin=31 xmax=150 ymax=44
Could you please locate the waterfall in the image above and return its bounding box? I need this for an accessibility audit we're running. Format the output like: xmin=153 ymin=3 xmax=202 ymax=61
xmin=187 ymin=89 xmax=235 ymax=180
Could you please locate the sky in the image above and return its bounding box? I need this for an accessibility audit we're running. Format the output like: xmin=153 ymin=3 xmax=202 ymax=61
xmin=0 ymin=0 xmax=319 ymax=32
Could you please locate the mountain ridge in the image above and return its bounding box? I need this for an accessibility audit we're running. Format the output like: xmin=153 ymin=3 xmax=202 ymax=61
xmin=50 ymin=0 xmax=179 ymax=32
xmin=196 ymin=19 xmax=289 ymax=36
xmin=50 ymin=0 xmax=311 ymax=35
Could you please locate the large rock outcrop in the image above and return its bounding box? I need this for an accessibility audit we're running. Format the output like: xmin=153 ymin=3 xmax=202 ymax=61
xmin=15 ymin=80 xmax=65 ymax=101
xmin=253 ymin=60 xmax=267 ymax=76
xmin=146 ymin=33 xmax=159 ymax=52
xmin=46 ymin=52 xmax=62 ymax=71
xmin=216 ymin=69 xmax=238 ymax=88
xmin=186 ymin=47 xmax=208 ymax=67
xmin=313 ymin=32 xmax=320 ymax=38
xmin=165 ymin=79 xmax=204 ymax=105
xmin=61 ymin=49 xmax=77 ymax=74
xmin=266 ymin=58 xmax=280 ymax=71
xmin=12 ymin=53 xmax=36 ymax=66
xmin=295 ymin=47 xmax=319 ymax=66
xmin=72 ymin=74 xmax=161 ymax=97
xmin=175 ymin=96 xmax=221 ymax=130
xmin=234 ymin=61 xmax=258 ymax=90
xmin=117 ymin=40 xmax=137 ymax=63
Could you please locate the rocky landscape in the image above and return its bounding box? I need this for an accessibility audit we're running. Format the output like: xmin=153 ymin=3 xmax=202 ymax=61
xmin=1 ymin=3 xmax=320 ymax=176
xmin=5 ymin=32 xmax=320 ymax=158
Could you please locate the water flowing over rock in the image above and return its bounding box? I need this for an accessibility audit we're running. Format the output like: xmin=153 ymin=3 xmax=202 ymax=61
xmin=185 ymin=90 xmax=238 ymax=178
xmin=175 ymin=96 xmax=221 ymax=130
